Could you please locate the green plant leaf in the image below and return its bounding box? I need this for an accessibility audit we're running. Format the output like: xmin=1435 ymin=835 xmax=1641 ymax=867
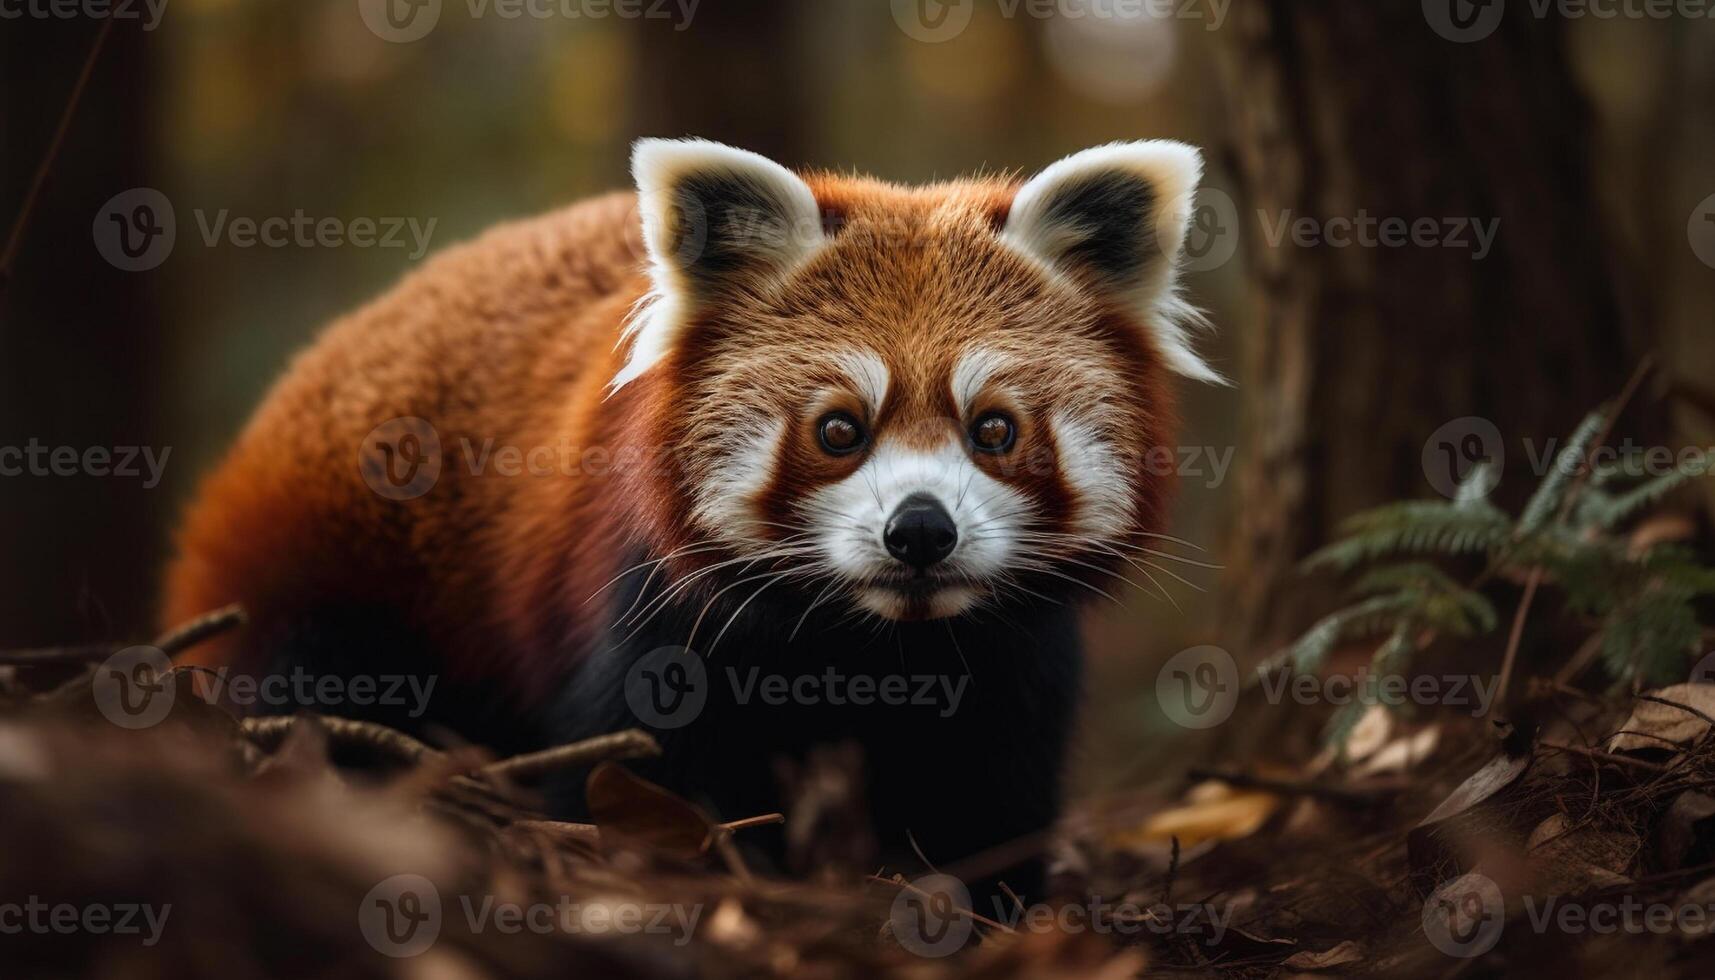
xmin=1519 ymin=411 xmax=1606 ymax=534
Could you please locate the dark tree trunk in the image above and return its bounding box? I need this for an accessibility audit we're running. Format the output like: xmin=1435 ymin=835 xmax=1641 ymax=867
xmin=1 ymin=20 xmax=165 ymax=646
xmin=1211 ymin=3 xmax=1665 ymax=652
xmin=630 ymin=2 xmax=812 ymax=166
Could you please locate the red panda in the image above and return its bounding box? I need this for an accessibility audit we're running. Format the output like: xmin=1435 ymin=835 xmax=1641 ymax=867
xmin=163 ymin=139 xmax=1218 ymax=899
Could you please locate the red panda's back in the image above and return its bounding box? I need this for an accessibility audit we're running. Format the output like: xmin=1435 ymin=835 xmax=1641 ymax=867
xmin=163 ymin=191 xmax=648 ymax=684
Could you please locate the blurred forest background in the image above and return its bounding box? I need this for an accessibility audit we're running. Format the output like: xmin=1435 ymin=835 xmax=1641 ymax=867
xmin=3 ymin=0 xmax=1713 ymax=793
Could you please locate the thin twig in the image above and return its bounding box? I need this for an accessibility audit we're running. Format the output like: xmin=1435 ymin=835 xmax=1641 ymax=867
xmin=1491 ymin=568 xmax=1543 ymax=718
xmin=1531 ymin=677 xmax=1601 ymax=703
xmin=0 ymin=18 xmax=116 ymax=292
xmin=695 ymin=814 xmax=785 ymax=879
xmin=0 ymin=604 xmax=246 ymax=667
xmin=1569 ymin=356 xmax=1657 ymax=508
xmin=867 ymin=874 xmax=1016 ymax=934
xmin=1492 ymin=358 xmax=1657 ymax=718
xmin=240 ymin=715 xmax=442 ymax=766
xmin=1553 ymin=633 xmax=1606 ymax=686
xmin=720 ymin=813 xmax=785 ymax=833
xmin=0 ymin=642 xmax=119 ymax=667
xmin=513 ymin=819 xmax=601 ymax=840
xmin=1634 ymin=693 xmax=1715 ymax=730
xmin=998 ymin=881 xmax=1027 ymax=916
xmin=1540 ymin=740 xmax=1672 ymax=774
xmin=712 ymin=830 xmax=752 ymax=881
xmin=474 ymin=729 xmax=661 ymax=782
xmin=1162 ymin=836 xmax=1181 ymax=907
xmin=906 ymin=829 xmax=942 ymax=875
xmin=157 ymin=604 xmax=247 ymax=658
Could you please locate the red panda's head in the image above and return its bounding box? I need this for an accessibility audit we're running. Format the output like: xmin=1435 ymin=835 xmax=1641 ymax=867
xmin=615 ymin=139 xmax=1220 ymax=622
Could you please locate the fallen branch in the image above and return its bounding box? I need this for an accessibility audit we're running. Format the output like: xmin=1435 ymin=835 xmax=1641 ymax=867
xmin=0 ymin=604 xmax=246 ymax=667
xmin=240 ymin=714 xmax=442 ymax=766
xmin=475 ymin=729 xmax=662 ymax=782
xmin=158 ymin=605 xmax=248 ymax=658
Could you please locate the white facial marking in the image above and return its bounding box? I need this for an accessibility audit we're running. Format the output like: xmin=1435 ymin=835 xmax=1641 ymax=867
xmin=692 ymin=417 xmax=785 ymax=545
xmin=951 ymin=347 xmax=1012 ymax=415
xmin=803 ymin=434 xmax=1031 ymax=620
xmin=1051 ymin=409 xmax=1134 ymax=537
xmin=831 ymin=350 xmax=890 ymax=415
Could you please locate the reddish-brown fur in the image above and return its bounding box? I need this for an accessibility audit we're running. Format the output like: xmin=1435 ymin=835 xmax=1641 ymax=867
xmin=164 ymin=173 xmax=1179 ymax=704
xmin=164 ymin=193 xmax=650 ymax=688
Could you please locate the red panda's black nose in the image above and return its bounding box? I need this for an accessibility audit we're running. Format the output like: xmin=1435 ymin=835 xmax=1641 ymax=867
xmin=884 ymin=494 xmax=958 ymax=570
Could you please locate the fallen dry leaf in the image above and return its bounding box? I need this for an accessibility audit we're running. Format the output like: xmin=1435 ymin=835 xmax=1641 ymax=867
xmin=1343 ymin=706 xmax=1395 ymax=764
xmin=1525 ymin=813 xmax=1637 ymax=892
xmin=1417 ymin=752 xmax=1530 ymax=827
xmin=1608 ymin=685 xmax=1715 ymax=755
xmin=587 ymin=762 xmax=715 ymax=857
xmin=1409 ymin=752 xmax=1531 ymax=874
xmin=1113 ymin=782 xmax=1280 ymax=849
xmin=1283 ymin=939 xmax=1364 ymax=970
xmin=1352 ymin=725 xmax=1441 ymax=779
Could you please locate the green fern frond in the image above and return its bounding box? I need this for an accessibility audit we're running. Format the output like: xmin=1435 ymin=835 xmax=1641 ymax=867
xmin=1349 ymin=562 xmax=1497 ymax=635
xmin=1592 ymin=467 xmax=1704 ymax=528
xmin=1372 ymin=620 xmax=1418 ymax=674
xmin=1282 ymin=593 xmax=1416 ymax=675
xmin=1353 ymin=561 xmax=1464 ymax=596
xmin=1638 ymin=549 xmax=1715 ymax=597
xmin=1600 ymin=592 xmax=1702 ymax=687
xmin=1305 ymin=501 xmax=1511 ymax=571
xmin=1519 ymin=411 xmax=1607 ymax=534
xmin=1508 ymin=528 xmax=1626 ymax=614
xmin=1590 ymin=460 xmax=1631 ymax=488
xmin=1421 ymin=590 xmax=1499 ymax=636
xmin=1277 ymin=406 xmax=1712 ymax=713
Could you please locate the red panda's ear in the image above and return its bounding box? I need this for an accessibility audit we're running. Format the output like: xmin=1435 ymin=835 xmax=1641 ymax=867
xmin=613 ymin=139 xmax=826 ymax=389
xmin=1002 ymin=141 xmax=1222 ymax=384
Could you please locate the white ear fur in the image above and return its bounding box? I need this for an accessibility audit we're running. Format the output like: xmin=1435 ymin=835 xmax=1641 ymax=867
xmin=612 ymin=138 xmax=826 ymax=391
xmin=1002 ymin=141 xmax=1222 ymax=384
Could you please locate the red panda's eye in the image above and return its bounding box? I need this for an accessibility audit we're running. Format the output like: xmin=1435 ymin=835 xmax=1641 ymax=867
xmin=817 ymin=412 xmax=867 ymax=455
xmin=970 ymin=413 xmax=1016 ymax=454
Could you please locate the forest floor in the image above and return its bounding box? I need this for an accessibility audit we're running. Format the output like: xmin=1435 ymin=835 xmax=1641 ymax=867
xmin=5 ymin=608 xmax=1715 ymax=979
